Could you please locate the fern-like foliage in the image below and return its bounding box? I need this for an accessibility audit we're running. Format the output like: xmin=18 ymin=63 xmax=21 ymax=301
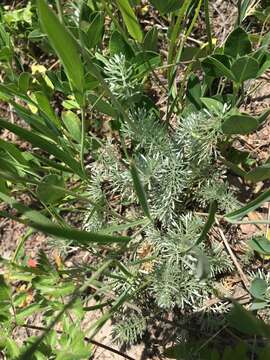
xmin=113 ymin=312 xmax=147 ymax=345
xmin=82 ymin=54 xmax=238 ymax=342
xmin=103 ymin=54 xmax=142 ymax=103
xmin=147 ymin=214 xmax=233 ymax=310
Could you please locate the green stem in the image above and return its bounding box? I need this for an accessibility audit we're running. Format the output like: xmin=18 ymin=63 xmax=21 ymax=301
xmin=19 ymin=260 xmax=113 ymax=360
xmin=80 ymin=107 xmax=86 ymax=175
xmin=237 ymin=0 xmax=242 ymax=26
xmin=204 ymin=0 xmax=213 ymax=52
xmin=232 ymin=83 xmax=240 ymax=106
xmin=167 ymin=0 xmax=193 ymax=85
xmin=167 ymin=0 xmax=203 ymax=118
xmin=55 ymin=0 xmax=64 ymax=23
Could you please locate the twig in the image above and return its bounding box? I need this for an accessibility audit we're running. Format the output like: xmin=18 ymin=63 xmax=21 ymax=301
xmin=21 ymin=324 xmax=135 ymax=360
xmin=216 ymin=223 xmax=249 ymax=291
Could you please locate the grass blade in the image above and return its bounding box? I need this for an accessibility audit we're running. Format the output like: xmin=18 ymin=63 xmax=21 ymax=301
xmin=226 ymin=188 xmax=270 ymax=222
xmin=37 ymin=0 xmax=84 ymax=93
xmin=130 ymin=161 xmax=151 ymax=219
xmin=116 ymin=0 xmax=143 ymax=43
xmin=0 ymin=118 xmax=84 ymax=178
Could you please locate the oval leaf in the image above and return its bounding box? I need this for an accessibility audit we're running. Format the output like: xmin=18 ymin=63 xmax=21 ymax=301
xmin=248 ymin=236 xmax=270 ymax=256
xmin=37 ymin=174 xmax=65 ymax=204
xmin=202 ymin=55 xmax=235 ymax=80
xmin=250 ymin=278 xmax=268 ymax=300
xmin=62 ymin=110 xmax=81 ymax=143
xmin=227 ymin=302 xmax=270 ymax=337
xmin=231 ymin=56 xmax=259 ymax=83
xmin=85 ymin=12 xmax=105 ymax=49
xmin=224 ymin=27 xmax=252 ymax=58
xmin=222 ymin=114 xmax=259 ymax=135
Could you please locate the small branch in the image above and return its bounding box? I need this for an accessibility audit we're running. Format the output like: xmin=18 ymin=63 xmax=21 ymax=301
xmin=21 ymin=324 xmax=135 ymax=360
xmin=216 ymin=224 xmax=249 ymax=291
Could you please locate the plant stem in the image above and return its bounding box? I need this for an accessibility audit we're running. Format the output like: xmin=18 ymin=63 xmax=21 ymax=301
xmin=80 ymin=107 xmax=86 ymax=176
xmin=204 ymin=0 xmax=213 ymax=52
xmin=55 ymin=0 xmax=64 ymax=23
xmin=237 ymin=0 xmax=242 ymax=26
xmin=21 ymin=323 xmax=135 ymax=360
xmin=19 ymin=260 xmax=113 ymax=360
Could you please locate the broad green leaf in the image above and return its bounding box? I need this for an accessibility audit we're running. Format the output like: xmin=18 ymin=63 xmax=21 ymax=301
xmin=250 ymin=278 xmax=268 ymax=300
xmin=222 ymin=114 xmax=259 ymax=135
xmin=246 ymin=164 xmax=270 ymax=183
xmin=116 ymin=0 xmax=143 ymax=42
xmin=62 ymin=110 xmax=81 ymax=143
xmin=231 ymin=56 xmax=259 ymax=83
xmin=18 ymin=72 xmax=31 ymax=94
xmin=149 ymin=0 xmax=184 ymax=14
xmin=88 ymin=93 xmax=117 ymax=117
xmin=0 ymin=275 xmax=11 ymax=301
xmin=227 ymin=302 xmax=270 ymax=337
xmin=130 ymin=161 xmax=151 ymax=219
xmin=180 ymin=46 xmax=208 ymax=63
xmin=224 ymin=27 xmax=252 ymax=58
xmin=186 ymin=74 xmax=202 ymax=110
xmin=0 ymin=118 xmax=84 ymax=178
xmin=85 ymin=12 xmax=105 ymax=49
xmin=248 ymin=236 xmax=270 ymax=256
xmin=226 ymin=188 xmax=270 ymax=222
xmin=200 ymin=97 xmax=224 ymax=115
xmin=37 ymin=174 xmax=65 ymax=204
xmin=133 ymin=51 xmax=161 ymax=76
xmin=34 ymin=91 xmax=61 ymax=128
xmin=143 ymin=26 xmax=158 ymax=52
xmin=257 ymin=52 xmax=270 ymax=77
xmin=109 ymin=31 xmax=134 ymax=59
xmin=37 ymin=0 xmax=84 ymax=93
xmin=202 ymin=55 xmax=235 ymax=80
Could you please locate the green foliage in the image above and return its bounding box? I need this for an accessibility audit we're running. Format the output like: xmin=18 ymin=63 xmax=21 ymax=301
xmin=113 ymin=312 xmax=147 ymax=345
